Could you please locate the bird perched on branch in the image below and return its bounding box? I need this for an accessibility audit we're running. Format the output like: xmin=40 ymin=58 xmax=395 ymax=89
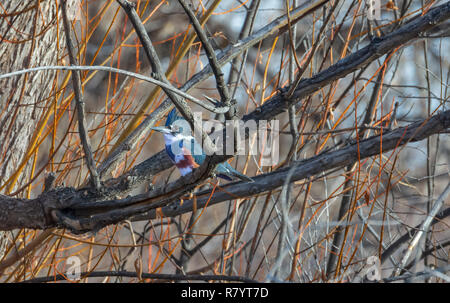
xmin=151 ymin=108 xmax=254 ymax=182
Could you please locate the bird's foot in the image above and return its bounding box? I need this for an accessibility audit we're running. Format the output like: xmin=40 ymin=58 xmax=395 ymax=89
xmin=179 ymin=192 xmax=194 ymax=206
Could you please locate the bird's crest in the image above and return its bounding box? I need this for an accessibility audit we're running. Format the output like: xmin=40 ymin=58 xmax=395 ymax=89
xmin=165 ymin=107 xmax=179 ymax=127
xmin=165 ymin=107 xmax=190 ymax=135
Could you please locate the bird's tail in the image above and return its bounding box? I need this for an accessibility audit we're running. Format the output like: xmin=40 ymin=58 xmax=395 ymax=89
xmin=217 ymin=163 xmax=254 ymax=182
xmin=230 ymin=170 xmax=255 ymax=182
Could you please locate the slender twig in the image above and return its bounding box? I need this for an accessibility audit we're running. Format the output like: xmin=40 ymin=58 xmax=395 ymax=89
xmin=272 ymin=164 xmax=296 ymax=280
xmin=327 ymin=66 xmax=390 ymax=277
xmin=176 ymin=209 xmax=200 ymax=274
xmin=422 ymin=38 xmax=434 ymax=279
xmin=228 ymin=0 xmax=261 ymax=99
xmin=177 ymin=0 xmax=239 ymax=166
xmin=116 ymin=0 xmax=215 ymax=157
xmin=177 ymin=0 xmax=231 ymax=116
xmin=0 ymin=65 xmax=229 ymax=114
xmin=61 ymin=0 xmax=100 ymax=189
xmin=381 ymin=207 xmax=450 ymax=264
xmin=271 ymin=0 xmax=300 ymax=280
xmin=383 ymin=265 xmax=450 ymax=283
xmin=394 ymin=182 xmax=450 ymax=276
xmin=286 ymin=0 xmax=299 ymax=162
xmin=21 ymin=270 xmax=257 ymax=283
xmin=404 ymin=240 xmax=450 ymax=271
xmin=278 ymin=124 xmax=392 ymax=135
xmin=286 ymin=0 xmax=339 ymax=97
xmin=220 ymin=0 xmax=261 ymax=275
xmin=187 ymin=215 xmax=230 ymax=257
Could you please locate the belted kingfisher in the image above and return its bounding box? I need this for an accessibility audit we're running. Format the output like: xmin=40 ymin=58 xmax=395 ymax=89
xmin=151 ymin=108 xmax=254 ymax=182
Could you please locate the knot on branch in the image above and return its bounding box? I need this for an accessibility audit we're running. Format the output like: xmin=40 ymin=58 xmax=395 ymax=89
xmin=42 ymin=187 xmax=78 ymax=211
xmin=39 ymin=187 xmax=78 ymax=228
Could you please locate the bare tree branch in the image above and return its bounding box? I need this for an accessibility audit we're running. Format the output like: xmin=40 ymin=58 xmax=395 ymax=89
xmin=132 ymin=109 xmax=450 ymax=221
xmin=0 ymin=65 xmax=230 ymax=114
xmin=381 ymin=207 xmax=450 ymax=264
xmin=177 ymin=0 xmax=232 ymax=116
xmin=0 ymin=109 xmax=447 ymax=233
xmin=21 ymin=270 xmax=257 ymax=283
xmin=394 ymin=182 xmax=450 ymax=276
xmin=116 ymin=0 xmax=216 ymax=157
xmin=97 ymin=0 xmax=329 ymax=178
xmin=0 ymin=0 xmax=448 ymax=238
xmin=61 ymin=0 xmax=101 ymax=189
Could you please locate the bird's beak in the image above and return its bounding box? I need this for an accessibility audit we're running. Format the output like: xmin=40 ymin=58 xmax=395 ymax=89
xmin=150 ymin=126 xmax=171 ymax=134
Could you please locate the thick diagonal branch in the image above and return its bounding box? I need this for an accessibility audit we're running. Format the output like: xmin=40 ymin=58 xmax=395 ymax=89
xmin=130 ymin=110 xmax=450 ymax=221
xmin=0 ymin=110 xmax=448 ymax=233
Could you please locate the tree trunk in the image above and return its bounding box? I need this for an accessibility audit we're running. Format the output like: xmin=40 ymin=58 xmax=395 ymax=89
xmin=0 ymin=1 xmax=67 ymax=258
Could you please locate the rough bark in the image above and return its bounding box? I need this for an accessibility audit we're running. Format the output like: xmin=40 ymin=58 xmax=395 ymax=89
xmin=0 ymin=1 xmax=66 ymax=258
